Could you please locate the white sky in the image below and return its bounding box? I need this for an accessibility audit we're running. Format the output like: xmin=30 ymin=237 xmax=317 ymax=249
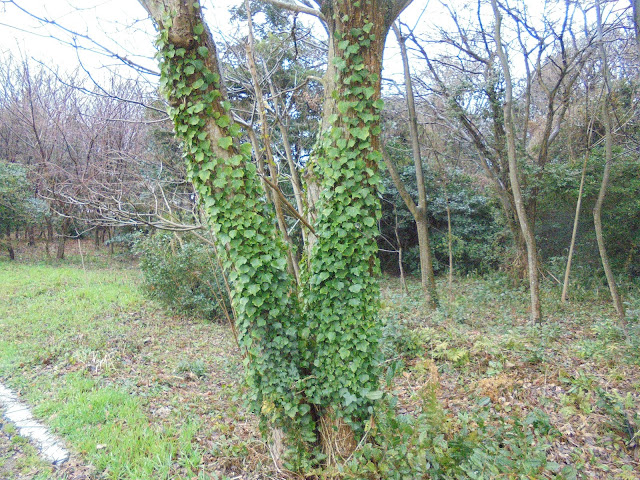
xmin=0 ymin=0 xmax=628 ymax=90
xmin=0 ymin=0 xmax=434 ymax=85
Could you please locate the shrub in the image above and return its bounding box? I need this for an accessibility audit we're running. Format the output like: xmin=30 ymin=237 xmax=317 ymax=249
xmin=136 ymin=232 xmax=231 ymax=321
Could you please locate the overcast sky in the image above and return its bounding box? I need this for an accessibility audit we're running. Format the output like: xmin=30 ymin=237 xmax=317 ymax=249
xmin=0 ymin=0 xmax=437 ymax=87
xmin=0 ymin=0 xmax=626 ymax=91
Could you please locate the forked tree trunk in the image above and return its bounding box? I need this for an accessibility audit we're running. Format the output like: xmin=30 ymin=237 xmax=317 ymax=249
xmin=139 ymin=0 xmax=411 ymax=467
xmin=492 ymin=0 xmax=542 ymax=323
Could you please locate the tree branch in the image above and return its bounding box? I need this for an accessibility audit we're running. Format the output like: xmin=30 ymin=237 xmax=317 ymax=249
xmin=257 ymin=0 xmax=326 ymax=23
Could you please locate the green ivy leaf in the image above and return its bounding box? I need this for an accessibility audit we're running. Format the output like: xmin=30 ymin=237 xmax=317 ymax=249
xmin=218 ymin=136 xmax=233 ymax=149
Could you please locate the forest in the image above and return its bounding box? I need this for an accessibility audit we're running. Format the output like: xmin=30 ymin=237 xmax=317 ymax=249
xmin=0 ymin=0 xmax=639 ymax=478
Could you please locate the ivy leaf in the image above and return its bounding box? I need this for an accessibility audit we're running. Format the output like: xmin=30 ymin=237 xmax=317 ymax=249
xmin=193 ymin=23 xmax=204 ymax=35
xmin=363 ymin=86 xmax=376 ymax=99
xmin=344 ymin=392 xmax=357 ymax=406
xmin=197 ymin=46 xmax=209 ymax=57
xmin=349 ymin=283 xmax=363 ymax=293
xmin=218 ymin=136 xmax=233 ymax=149
xmin=365 ymin=390 xmax=383 ymax=400
xmin=216 ymin=115 xmax=230 ymax=128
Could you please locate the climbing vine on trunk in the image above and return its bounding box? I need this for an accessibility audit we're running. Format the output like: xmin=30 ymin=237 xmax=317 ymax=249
xmin=140 ymin=0 xmax=411 ymax=466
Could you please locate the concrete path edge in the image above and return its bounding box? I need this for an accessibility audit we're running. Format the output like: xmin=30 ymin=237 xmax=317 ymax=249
xmin=0 ymin=382 xmax=70 ymax=465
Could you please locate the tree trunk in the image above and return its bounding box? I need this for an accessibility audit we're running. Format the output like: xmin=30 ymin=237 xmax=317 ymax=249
xmin=27 ymin=226 xmax=35 ymax=246
xmin=562 ymin=142 xmax=591 ymax=303
xmin=392 ymin=23 xmax=438 ymax=308
xmin=445 ymin=192 xmax=454 ymax=302
xmin=492 ymin=0 xmax=542 ymax=323
xmin=138 ymin=0 xmax=307 ymax=460
xmin=594 ymin=0 xmax=626 ymax=323
xmin=305 ymin=0 xmax=405 ymax=461
xmin=632 ymin=0 xmax=640 ymax=55
xmin=56 ymin=218 xmax=69 ymax=260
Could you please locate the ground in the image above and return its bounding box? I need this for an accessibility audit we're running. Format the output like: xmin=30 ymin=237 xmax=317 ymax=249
xmin=0 ymin=240 xmax=638 ymax=479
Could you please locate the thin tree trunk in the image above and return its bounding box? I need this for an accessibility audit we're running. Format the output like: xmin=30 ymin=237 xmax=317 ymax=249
xmin=27 ymin=226 xmax=35 ymax=246
xmin=395 ymin=207 xmax=409 ymax=295
xmin=593 ymin=0 xmax=625 ymax=323
xmin=562 ymin=151 xmax=589 ymax=303
xmin=562 ymin=121 xmax=594 ymax=303
xmin=445 ymin=192 xmax=454 ymax=302
xmin=56 ymin=218 xmax=69 ymax=260
xmin=392 ymin=23 xmax=438 ymax=308
xmin=245 ymin=1 xmax=300 ymax=283
xmin=492 ymin=0 xmax=542 ymax=323
xmin=264 ymin=65 xmax=308 ymax=248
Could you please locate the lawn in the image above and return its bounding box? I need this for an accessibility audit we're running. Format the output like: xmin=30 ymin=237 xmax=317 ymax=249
xmin=0 ymin=247 xmax=639 ymax=479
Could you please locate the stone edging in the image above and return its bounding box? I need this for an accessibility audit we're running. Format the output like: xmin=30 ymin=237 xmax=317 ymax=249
xmin=0 ymin=383 xmax=70 ymax=465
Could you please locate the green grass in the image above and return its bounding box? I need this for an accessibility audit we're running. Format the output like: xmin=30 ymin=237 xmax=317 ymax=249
xmin=0 ymin=260 xmax=246 ymax=479
xmin=1 ymin=255 xmax=638 ymax=479
xmin=0 ymin=421 xmax=54 ymax=480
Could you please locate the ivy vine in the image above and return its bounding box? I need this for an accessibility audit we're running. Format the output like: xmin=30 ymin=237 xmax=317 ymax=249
xmin=303 ymin=14 xmax=385 ymax=428
xmin=154 ymin=0 xmax=387 ymax=461
xmin=155 ymin=9 xmax=314 ymax=445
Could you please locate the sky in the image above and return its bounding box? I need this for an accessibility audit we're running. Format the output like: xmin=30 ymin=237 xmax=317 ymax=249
xmin=0 ymin=0 xmax=433 ymax=86
xmin=0 ymin=0 xmax=627 ymax=91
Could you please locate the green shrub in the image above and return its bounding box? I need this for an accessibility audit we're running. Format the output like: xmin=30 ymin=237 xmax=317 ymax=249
xmin=136 ymin=232 xmax=231 ymax=321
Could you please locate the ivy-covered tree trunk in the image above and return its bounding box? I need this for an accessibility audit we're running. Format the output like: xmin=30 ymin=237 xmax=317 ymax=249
xmin=138 ymin=0 xmax=310 ymax=452
xmin=139 ymin=0 xmax=411 ymax=466
xmin=303 ymin=0 xmax=400 ymax=461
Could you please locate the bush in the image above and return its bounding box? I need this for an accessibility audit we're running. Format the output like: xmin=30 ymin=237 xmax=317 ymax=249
xmin=136 ymin=232 xmax=231 ymax=321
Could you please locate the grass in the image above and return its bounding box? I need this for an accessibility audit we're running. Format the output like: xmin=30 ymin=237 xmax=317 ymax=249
xmin=0 ymin=257 xmax=258 ymax=479
xmin=379 ymin=273 xmax=640 ymax=478
xmin=0 ymin=420 xmax=53 ymax=480
xmin=1 ymin=244 xmax=639 ymax=479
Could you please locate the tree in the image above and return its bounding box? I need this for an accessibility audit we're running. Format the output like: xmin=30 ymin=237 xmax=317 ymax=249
xmin=0 ymin=161 xmax=31 ymax=259
xmin=381 ymin=21 xmax=438 ymax=309
xmin=408 ymin=0 xmax=593 ymax=323
xmin=137 ymin=0 xmax=411 ymax=467
xmin=594 ymin=0 xmax=626 ymax=323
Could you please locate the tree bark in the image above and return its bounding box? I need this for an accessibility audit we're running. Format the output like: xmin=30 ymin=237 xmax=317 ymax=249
xmin=56 ymin=218 xmax=69 ymax=260
xmin=632 ymin=0 xmax=640 ymax=55
xmin=594 ymin=0 xmax=626 ymax=323
xmin=391 ymin=22 xmax=438 ymax=308
xmin=492 ymin=0 xmax=542 ymax=323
